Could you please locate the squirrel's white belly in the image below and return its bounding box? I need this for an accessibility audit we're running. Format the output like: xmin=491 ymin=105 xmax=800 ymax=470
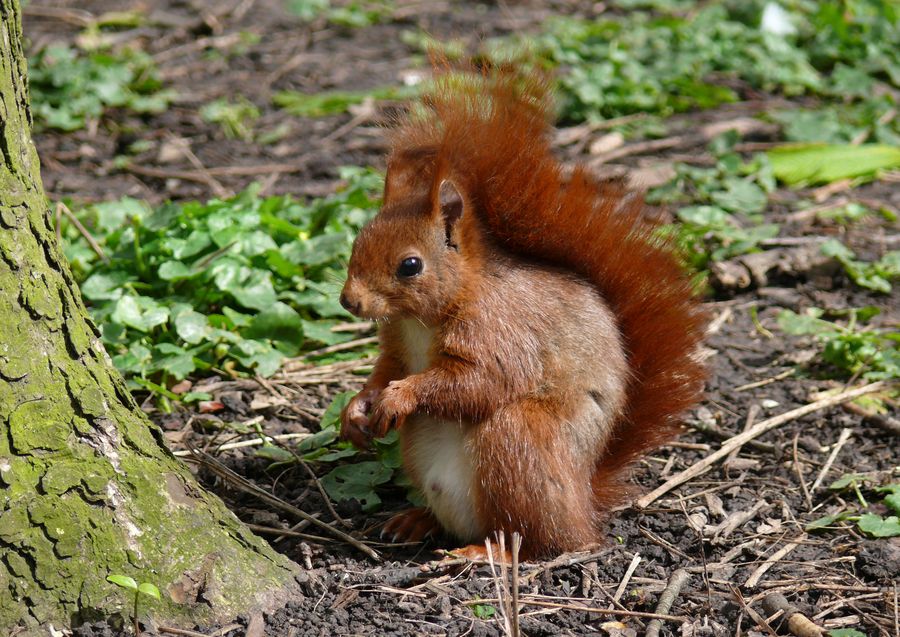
xmin=404 ymin=415 xmax=480 ymax=542
xmin=397 ymin=318 xmax=480 ymax=542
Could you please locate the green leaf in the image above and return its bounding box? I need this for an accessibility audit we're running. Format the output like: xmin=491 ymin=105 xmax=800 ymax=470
xmin=107 ymin=574 xmax=137 ymax=590
xmin=154 ymin=343 xmax=197 ymax=380
xmin=767 ymin=144 xmax=900 ymax=186
xmin=776 ymin=309 xmax=831 ymax=336
xmin=111 ymin=296 xmax=169 ymax=332
xmin=301 ymin=319 xmax=354 ymax=347
xmin=174 ymin=310 xmax=209 ymax=345
xmin=856 ymin=513 xmax=900 ymax=538
xmin=158 ymin=260 xmax=194 ymax=281
xmin=165 ymin=230 xmax=211 ymax=259
xmin=137 ymin=582 xmax=161 ymax=600
xmin=245 ymin=302 xmax=304 ymax=356
xmin=710 ymin=178 xmax=767 ymax=214
xmin=273 ymin=85 xmax=413 ymax=118
xmin=828 ymin=630 xmax=867 ymax=637
xmin=296 ymin=428 xmax=338 ymax=454
xmin=232 ymin=271 xmax=278 ymax=311
xmin=829 ymin=473 xmax=865 ymax=490
xmin=81 ymin=272 xmax=130 ymax=301
xmin=285 ymin=0 xmax=329 ymax=21
xmin=805 ymin=511 xmax=848 ymax=531
xmin=876 ymin=484 xmax=900 ymax=515
xmin=321 ymin=461 xmax=393 ymax=511
xmin=320 ymin=392 xmax=355 ymax=431
xmin=473 ymin=604 xmax=497 ymax=619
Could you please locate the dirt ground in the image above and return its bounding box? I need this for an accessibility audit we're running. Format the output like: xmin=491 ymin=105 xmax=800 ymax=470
xmin=23 ymin=1 xmax=899 ymax=635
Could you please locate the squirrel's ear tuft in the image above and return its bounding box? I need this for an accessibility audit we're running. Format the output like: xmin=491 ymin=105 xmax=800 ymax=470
xmin=438 ymin=179 xmax=464 ymax=248
xmin=384 ymin=147 xmax=436 ymax=205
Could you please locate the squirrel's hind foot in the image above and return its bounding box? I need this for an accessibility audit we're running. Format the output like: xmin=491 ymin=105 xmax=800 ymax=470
xmin=449 ymin=543 xmax=513 ymax=564
xmin=382 ymin=507 xmax=442 ymax=543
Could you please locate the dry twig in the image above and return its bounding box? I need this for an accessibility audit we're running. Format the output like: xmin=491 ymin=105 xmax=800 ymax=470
xmin=185 ymin=441 xmax=380 ymax=560
xmin=745 ymin=535 xmax=805 ymax=588
xmin=646 ymin=568 xmax=690 ymax=637
xmin=810 ymin=428 xmax=853 ymax=492
xmin=636 ymin=381 xmax=892 ymax=508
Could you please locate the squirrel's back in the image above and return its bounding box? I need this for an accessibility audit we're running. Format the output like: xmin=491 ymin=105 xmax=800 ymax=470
xmin=387 ymin=69 xmax=707 ymax=510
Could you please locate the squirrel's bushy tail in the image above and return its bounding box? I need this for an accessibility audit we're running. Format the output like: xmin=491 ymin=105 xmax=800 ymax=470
xmin=389 ymin=68 xmax=707 ymax=511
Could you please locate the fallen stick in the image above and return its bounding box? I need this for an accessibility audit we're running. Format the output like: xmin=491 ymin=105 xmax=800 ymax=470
xmin=646 ymin=568 xmax=690 ymax=637
xmin=461 ymin=598 xmax=685 ymax=622
xmin=186 ymin=441 xmax=380 ymax=560
xmin=745 ymin=535 xmax=804 ymax=588
xmin=636 ymin=381 xmax=892 ymax=508
xmin=762 ymin=592 xmax=823 ymax=637
xmin=810 ymin=427 xmax=853 ymax=491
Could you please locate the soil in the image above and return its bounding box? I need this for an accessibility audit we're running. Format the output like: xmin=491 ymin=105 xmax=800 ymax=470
xmin=23 ymin=1 xmax=899 ymax=635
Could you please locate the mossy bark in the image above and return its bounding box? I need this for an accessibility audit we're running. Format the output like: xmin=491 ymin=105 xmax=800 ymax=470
xmin=0 ymin=2 xmax=299 ymax=633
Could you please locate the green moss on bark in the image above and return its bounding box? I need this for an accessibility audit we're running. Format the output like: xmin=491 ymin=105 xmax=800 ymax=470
xmin=0 ymin=2 xmax=300 ymax=633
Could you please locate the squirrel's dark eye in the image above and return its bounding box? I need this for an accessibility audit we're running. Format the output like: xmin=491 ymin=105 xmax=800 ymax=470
xmin=397 ymin=256 xmax=423 ymax=278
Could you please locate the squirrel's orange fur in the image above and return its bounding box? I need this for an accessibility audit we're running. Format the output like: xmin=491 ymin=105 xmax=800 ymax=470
xmin=339 ymin=69 xmax=706 ymax=559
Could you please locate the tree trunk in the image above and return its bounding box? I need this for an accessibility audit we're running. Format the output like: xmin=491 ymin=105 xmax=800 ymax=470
xmin=0 ymin=2 xmax=299 ymax=633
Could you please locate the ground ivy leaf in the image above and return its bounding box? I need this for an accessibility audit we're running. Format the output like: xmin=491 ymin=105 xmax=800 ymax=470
xmin=165 ymin=230 xmax=211 ymax=259
xmin=231 ymin=270 xmax=278 ymax=311
xmin=321 ymin=461 xmax=393 ymax=511
xmin=877 ymin=484 xmax=900 ymax=515
xmin=805 ymin=511 xmax=847 ymax=531
xmin=158 ymin=260 xmax=193 ymax=281
xmin=320 ymin=392 xmax=355 ymax=431
xmin=710 ymin=178 xmax=767 ymax=213
xmin=112 ymin=296 xmax=169 ymax=332
xmin=81 ymin=272 xmax=130 ymax=301
xmin=174 ymin=310 xmax=209 ymax=345
xmin=154 ymin=343 xmax=196 ymax=379
xmin=829 ymin=473 xmax=865 ymax=490
xmin=301 ymin=319 xmax=353 ymax=346
xmin=828 ymin=630 xmax=867 ymax=637
xmin=245 ymin=302 xmax=304 ymax=355
xmin=856 ymin=513 xmax=900 ymax=538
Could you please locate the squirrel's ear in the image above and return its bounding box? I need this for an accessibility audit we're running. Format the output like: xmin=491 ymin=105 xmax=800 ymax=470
xmin=437 ymin=179 xmax=464 ymax=248
xmin=383 ymin=147 xmax=436 ymax=205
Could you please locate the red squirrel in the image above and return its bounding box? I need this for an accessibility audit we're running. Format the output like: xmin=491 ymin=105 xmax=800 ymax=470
xmin=338 ymin=69 xmax=706 ymax=559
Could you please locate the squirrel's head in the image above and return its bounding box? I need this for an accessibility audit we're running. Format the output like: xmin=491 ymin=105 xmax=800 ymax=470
xmin=341 ymin=163 xmax=475 ymax=324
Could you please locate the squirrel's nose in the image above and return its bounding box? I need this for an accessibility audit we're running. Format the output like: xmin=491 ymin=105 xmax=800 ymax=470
xmin=340 ymin=293 xmax=361 ymax=315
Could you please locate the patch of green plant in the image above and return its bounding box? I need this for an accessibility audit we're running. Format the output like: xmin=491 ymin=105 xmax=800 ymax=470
xmin=60 ymin=167 xmax=383 ymax=385
xmin=828 ymin=630 xmax=867 ymax=637
xmin=473 ymin=604 xmax=497 ymax=619
xmin=770 ymin=97 xmax=900 ymax=146
xmin=273 ymin=85 xmax=415 ymax=117
xmin=766 ymin=143 xmax=900 ymax=186
xmin=28 ymin=44 xmax=174 ymax=131
xmin=260 ymin=391 xmax=404 ymax=510
xmin=107 ymin=574 xmax=160 ymax=637
xmin=806 ymin=475 xmax=900 ymax=538
xmin=777 ymin=307 xmax=899 ymax=382
xmin=200 ymin=96 xmax=260 ymax=141
xmin=815 ymin=202 xmax=872 ymax=225
xmin=820 ymin=239 xmax=900 ymax=293
xmin=443 ymin=0 xmax=898 ymax=123
xmin=650 ymin=137 xmax=779 ymax=271
xmin=285 ymin=0 xmax=395 ymax=27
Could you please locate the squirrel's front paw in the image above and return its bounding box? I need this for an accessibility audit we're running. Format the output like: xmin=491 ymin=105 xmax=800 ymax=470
xmin=369 ymin=380 xmax=416 ymax=437
xmin=340 ymin=388 xmax=380 ymax=449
